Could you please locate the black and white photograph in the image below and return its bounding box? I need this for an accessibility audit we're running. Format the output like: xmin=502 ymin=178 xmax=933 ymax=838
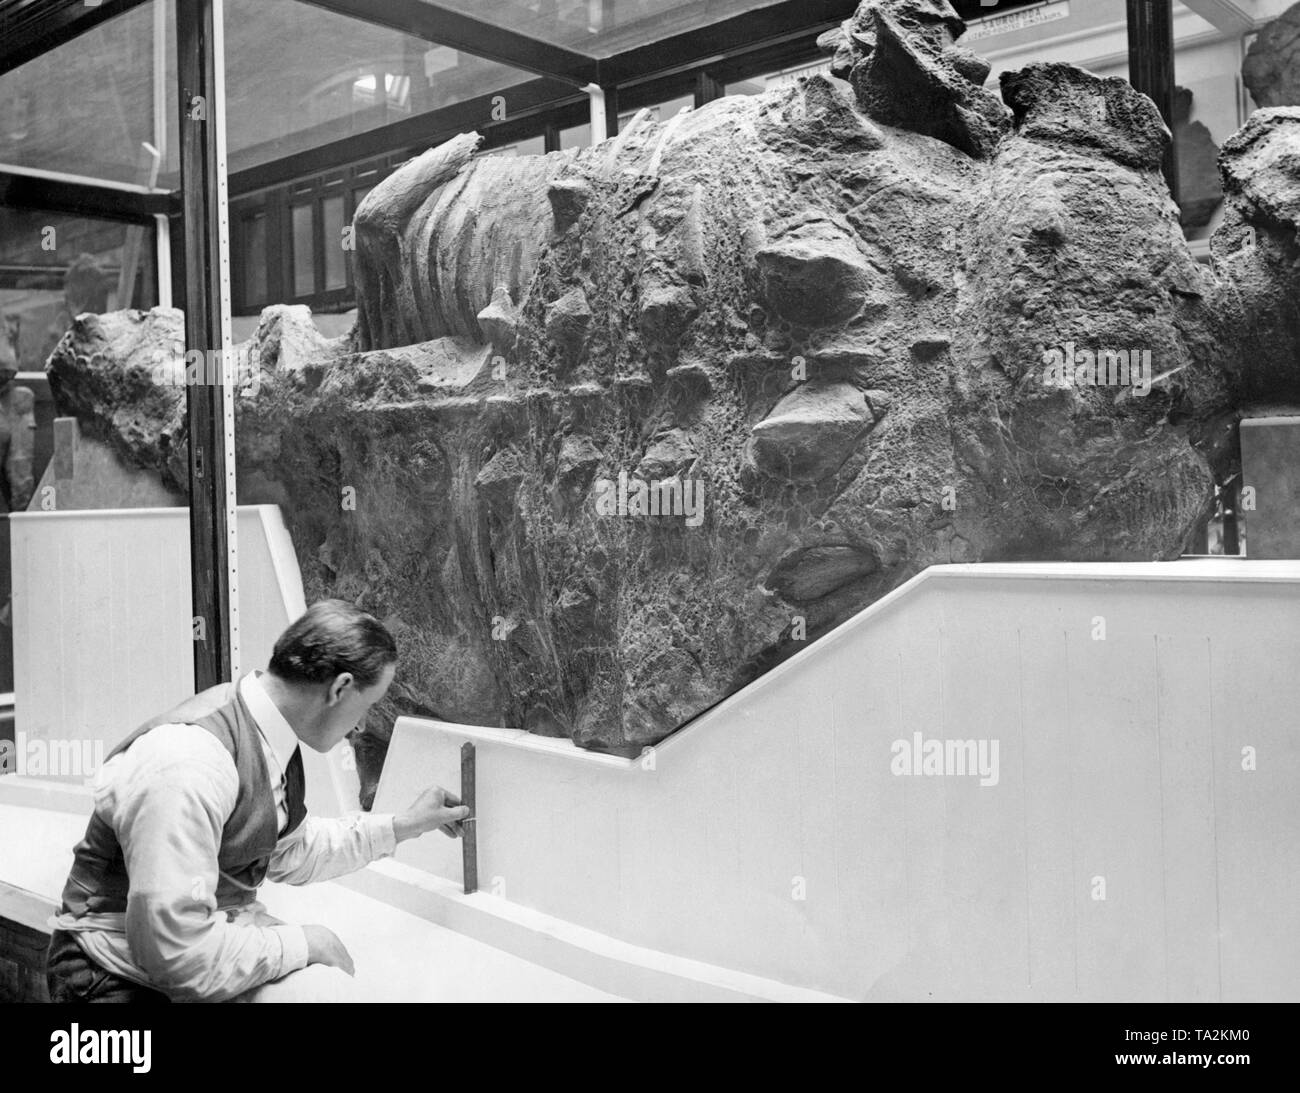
xmin=0 ymin=0 xmax=1293 ymax=1053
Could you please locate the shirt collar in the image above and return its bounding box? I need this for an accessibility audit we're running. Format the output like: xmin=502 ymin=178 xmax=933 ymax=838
xmin=239 ymin=670 xmax=301 ymax=780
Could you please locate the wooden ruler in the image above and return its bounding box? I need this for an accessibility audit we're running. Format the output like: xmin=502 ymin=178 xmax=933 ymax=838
xmin=461 ymin=742 xmax=477 ymax=894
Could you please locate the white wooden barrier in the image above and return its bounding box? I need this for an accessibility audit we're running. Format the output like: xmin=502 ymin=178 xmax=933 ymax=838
xmin=7 ymin=505 xmax=357 ymax=815
xmin=374 ymin=561 xmax=1300 ymax=1002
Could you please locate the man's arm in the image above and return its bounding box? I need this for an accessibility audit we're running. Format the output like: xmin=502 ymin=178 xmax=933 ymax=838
xmin=114 ymin=725 xmax=310 ymax=1002
xmin=268 ymin=785 xmax=469 ymax=886
xmin=266 ymin=812 xmax=397 ymax=885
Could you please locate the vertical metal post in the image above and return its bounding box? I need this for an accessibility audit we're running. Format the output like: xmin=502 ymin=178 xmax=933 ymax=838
xmin=1222 ymin=477 xmax=1241 ymax=556
xmin=177 ymin=0 xmax=239 ymax=690
xmin=153 ymin=0 xmax=172 ymax=309
xmin=584 ymin=82 xmax=608 ymax=144
xmin=155 ymin=213 xmax=172 ymax=309
xmin=604 ymin=84 xmax=620 ymax=140
xmin=696 ymin=70 xmax=725 ymax=109
xmin=461 ymin=742 xmax=477 ymax=894
xmin=153 ymin=0 xmax=168 ymax=164
xmin=1126 ymin=0 xmax=1180 ymax=202
xmin=213 ymin=0 xmax=240 ymax=681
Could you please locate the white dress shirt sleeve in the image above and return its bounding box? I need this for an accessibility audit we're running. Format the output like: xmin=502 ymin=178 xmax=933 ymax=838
xmin=110 ymin=724 xmax=310 ymax=1002
xmin=266 ymin=811 xmax=398 ymax=885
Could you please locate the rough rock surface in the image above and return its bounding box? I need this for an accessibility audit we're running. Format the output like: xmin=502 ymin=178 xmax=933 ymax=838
xmin=829 ymin=0 xmax=1010 ymax=158
xmin=1174 ymin=86 xmax=1224 ymax=230
xmin=1244 ymin=2 xmax=1300 ymax=108
xmin=45 ymin=0 xmax=1300 ymax=802
xmin=1210 ymin=106 xmax=1300 ymax=405
xmin=47 ymin=309 xmax=191 ymax=490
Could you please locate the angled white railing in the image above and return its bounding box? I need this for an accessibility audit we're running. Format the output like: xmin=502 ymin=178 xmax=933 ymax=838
xmin=375 ymin=560 xmax=1300 ymax=1001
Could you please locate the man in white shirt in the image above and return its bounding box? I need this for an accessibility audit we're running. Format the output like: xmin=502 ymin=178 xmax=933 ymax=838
xmin=46 ymin=599 xmax=468 ymax=1003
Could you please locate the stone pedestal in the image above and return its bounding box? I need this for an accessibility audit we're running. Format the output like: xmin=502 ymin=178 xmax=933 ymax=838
xmin=1241 ymin=416 xmax=1300 ymax=558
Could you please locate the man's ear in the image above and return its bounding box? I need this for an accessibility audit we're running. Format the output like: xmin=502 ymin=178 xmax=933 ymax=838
xmin=327 ymin=672 xmax=355 ymax=705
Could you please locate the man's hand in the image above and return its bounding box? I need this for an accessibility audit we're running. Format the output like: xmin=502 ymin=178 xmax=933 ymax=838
xmin=394 ymin=785 xmax=470 ymax=842
xmin=303 ymin=924 xmax=355 ymax=976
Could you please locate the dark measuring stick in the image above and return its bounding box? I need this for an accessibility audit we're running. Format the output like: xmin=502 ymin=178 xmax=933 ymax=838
xmin=461 ymin=741 xmax=477 ymax=894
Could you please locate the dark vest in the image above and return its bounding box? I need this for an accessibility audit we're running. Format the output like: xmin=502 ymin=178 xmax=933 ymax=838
xmin=60 ymin=677 xmax=306 ymax=918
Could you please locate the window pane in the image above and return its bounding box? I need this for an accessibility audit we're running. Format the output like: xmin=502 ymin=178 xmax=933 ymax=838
xmin=292 ymin=204 xmax=314 ymax=298
xmin=412 ymin=0 xmax=790 ymax=57
xmin=0 ymin=208 xmax=158 ymax=370
xmin=560 ymin=123 xmax=591 ymax=150
xmin=243 ymin=214 xmax=267 ymax=308
xmin=0 ymin=0 xmax=178 ymax=188
xmin=725 ymin=77 xmax=766 ymax=97
xmin=654 ymin=95 xmax=694 ymax=120
xmin=322 ymin=195 xmax=346 ymax=291
xmin=727 ymin=59 xmax=832 ymax=98
xmin=477 ymin=135 xmax=547 ymax=158
xmin=0 ymin=205 xmax=162 ymax=701
xmin=222 ymin=0 xmax=539 ymax=172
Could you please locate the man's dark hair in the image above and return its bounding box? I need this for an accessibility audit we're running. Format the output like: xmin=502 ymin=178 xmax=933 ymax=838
xmin=268 ymin=600 xmax=397 ymax=689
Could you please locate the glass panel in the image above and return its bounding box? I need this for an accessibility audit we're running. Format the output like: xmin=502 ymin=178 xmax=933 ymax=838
xmin=0 ymin=208 xmax=158 ymax=370
xmin=727 ymin=59 xmax=831 ymax=98
xmin=653 ymin=94 xmax=693 ymax=120
xmin=292 ymin=203 xmax=315 ymax=298
xmin=0 ymin=0 xmax=178 ymax=188
xmin=223 ymin=0 xmax=536 ymax=172
xmin=724 ymin=76 xmax=766 ymax=97
xmin=614 ymin=93 xmax=695 ymax=133
xmin=560 ymin=122 xmax=591 ymax=150
xmin=0 ymin=205 xmax=161 ymax=711
xmin=414 ymin=0 xmax=789 ymax=58
xmin=352 ymin=184 xmax=375 ymax=213
xmin=243 ymin=213 xmax=268 ymax=308
xmin=477 ymin=135 xmax=548 ymax=158
xmin=322 ymin=194 xmax=347 ymax=291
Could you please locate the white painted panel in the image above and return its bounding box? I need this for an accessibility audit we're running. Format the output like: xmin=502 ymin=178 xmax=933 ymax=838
xmin=1064 ymin=628 xmax=1165 ymax=1001
xmin=1017 ymin=627 xmax=1075 ymax=998
xmin=1207 ymin=583 xmax=1300 ymax=1001
xmin=1154 ymin=632 xmax=1219 ymax=1002
xmin=937 ymin=615 xmax=1030 ymax=1000
xmin=376 ymin=562 xmax=1300 ymax=1001
xmin=8 ymin=505 xmax=354 ymax=814
xmin=13 ymin=509 xmax=194 ymax=755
